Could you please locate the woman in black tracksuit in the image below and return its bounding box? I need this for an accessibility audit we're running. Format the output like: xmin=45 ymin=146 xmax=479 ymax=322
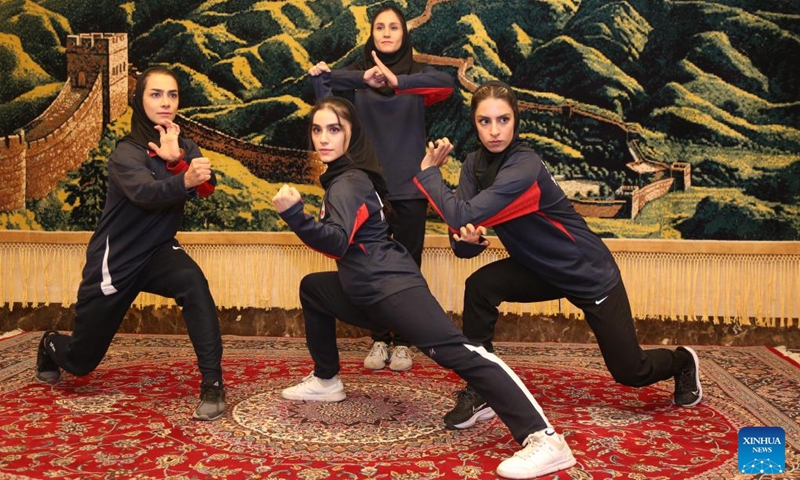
xmin=272 ymin=96 xmax=576 ymax=479
xmin=308 ymin=4 xmax=454 ymax=370
xmin=413 ymin=81 xmax=703 ymax=437
xmin=35 ymin=67 xmax=226 ymax=422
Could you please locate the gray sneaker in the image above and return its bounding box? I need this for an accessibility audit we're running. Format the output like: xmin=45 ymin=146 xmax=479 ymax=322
xmin=364 ymin=341 xmax=389 ymax=370
xmin=388 ymin=345 xmax=414 ymax=372
xmin=193 ymin=381 xmax=226 ymax=421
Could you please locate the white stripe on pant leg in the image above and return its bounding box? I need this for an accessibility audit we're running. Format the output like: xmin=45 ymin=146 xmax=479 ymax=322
xmin=464 ymin=343 xmax=553 ymax=429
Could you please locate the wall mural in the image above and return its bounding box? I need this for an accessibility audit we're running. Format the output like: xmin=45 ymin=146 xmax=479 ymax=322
xmin=1 ymin=0 xmax=798 ymax=239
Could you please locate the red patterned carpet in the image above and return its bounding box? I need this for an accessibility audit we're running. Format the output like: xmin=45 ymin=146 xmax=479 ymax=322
xmin=0 ymin=332 xmax=798 ymax=479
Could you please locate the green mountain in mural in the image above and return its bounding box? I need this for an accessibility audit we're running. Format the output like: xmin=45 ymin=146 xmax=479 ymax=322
xmin=1 ymin=0 xmax=799 ymax=238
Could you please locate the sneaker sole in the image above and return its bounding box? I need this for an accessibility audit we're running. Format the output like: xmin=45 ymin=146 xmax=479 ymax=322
xmin=34 ymin=370 xmax=61 ymax=384
xmin=363 ymin=363 xmax=387 ymax=370
xmin=674 ymin=346 xmax=702 ymax=407
xmin=281 ymin=391 xmax=346 ymax=402
xmin=497 ymin=452 xmax=576 ymax=479
xmin=388 ymin=362 xmax=412 ymax=372
xmin=445 ymin=407 xmax=496 ymax=430
xmin=193 ymin=409 xmax=225 ymax=421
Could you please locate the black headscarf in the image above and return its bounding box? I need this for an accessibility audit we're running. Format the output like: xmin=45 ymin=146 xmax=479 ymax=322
xmin=471 ymin=81 xmax=533 ymax=191
xmin=317 ymin=97 xmax=389 ymax=200
xmin=120 ymin=67 xmax=180 ymax=150
xmin=350 ymin=5 xmax=423 ymax=96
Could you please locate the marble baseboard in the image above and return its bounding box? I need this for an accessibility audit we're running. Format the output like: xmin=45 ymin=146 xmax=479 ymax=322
xmin=2 ymin=303 xmax=798 ymax=349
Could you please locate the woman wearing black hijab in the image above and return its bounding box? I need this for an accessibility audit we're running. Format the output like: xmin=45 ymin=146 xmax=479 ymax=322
xmin=35 ymin=67 xmax=227 ymax=422
xmin=308 ymin=4 xmax=455 ymax=371
xmin=414 ymin=81 xmax=703 ymax=477
xmin=273 ymin=96 xmax=573 ymax=479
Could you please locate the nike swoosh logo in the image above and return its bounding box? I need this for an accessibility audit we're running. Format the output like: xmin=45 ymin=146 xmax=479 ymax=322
xmin=595 ymin=296 xmax=609 ymax=305
xmin=473 ymin=403 xmax=488 ymax=413
xmin=172 ymin=246 xmax=183 ymax=251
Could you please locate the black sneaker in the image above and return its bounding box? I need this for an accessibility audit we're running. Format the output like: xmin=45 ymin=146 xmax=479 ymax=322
xmin=193 ymin=381 xmax=226 ymax=421
xmin=35 ymin=330 xmax=61 ymax=383
xmin=444 ymin=385 xmax=496 ymax=430
xmin=673 ymin=346 xmax=702 ymax=407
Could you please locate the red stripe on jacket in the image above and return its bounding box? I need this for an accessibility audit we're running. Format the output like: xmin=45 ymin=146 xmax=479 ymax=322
xmin=415 ymin=179 xmax=576 ymax=243
xmin=315 ymin=202 xmax=371 ymax=260
xmin=395 ymin=86 xmax=454 ymax=106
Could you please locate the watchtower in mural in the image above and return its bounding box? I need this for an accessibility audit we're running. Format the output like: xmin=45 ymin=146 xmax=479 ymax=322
xmin=0 ymin=32 xmax=129 ymax=211
xmin=66 ymin=33 xmax=128 ymax=125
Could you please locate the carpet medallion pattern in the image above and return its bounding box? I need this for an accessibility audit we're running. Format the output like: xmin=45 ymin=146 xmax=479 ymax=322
xmin=0 ymin=333 xmax=797 ymax=479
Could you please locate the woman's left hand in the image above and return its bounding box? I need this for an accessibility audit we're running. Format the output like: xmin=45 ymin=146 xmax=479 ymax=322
xmin=371 ymin=51 xmax=398 ymax=89
xmin=272 ymin=184 xmax=302 ymax=213
xmin=149 ymin=120 xmax=182 ymax=162
xmin=453 ymin=223 xmax=490 ymax=246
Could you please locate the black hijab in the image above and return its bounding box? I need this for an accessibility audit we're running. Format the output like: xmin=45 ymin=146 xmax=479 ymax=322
xmin=471 ymin=81 xmax=533 ymax=191
xmin=121 ymin=67 xmax=180 ymax=150
xmin=351 ymin=5 xmax=423 ymax=96
xmin=317 ymin=97 xmax=389 ymax=200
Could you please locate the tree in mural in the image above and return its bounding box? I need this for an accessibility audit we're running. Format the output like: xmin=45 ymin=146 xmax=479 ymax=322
xmin=63 ymin=131 xmax=115 ymax=231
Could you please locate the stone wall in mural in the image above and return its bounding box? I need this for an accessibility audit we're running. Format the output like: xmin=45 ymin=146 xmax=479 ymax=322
xmin=0 ymin=0 xmax=798 ymax=239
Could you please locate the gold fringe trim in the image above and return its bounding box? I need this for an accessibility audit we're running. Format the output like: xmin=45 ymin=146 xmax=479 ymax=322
xmin=1 ymin=232 xmax=798 ymax=327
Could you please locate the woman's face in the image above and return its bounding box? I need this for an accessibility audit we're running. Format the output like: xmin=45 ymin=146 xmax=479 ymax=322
xmin=372 ymin=10 xmax=403 ymax=54
xmin=311 ymin=107 xmax=351 ymax=164
xmin=142 ymin=73 xmax=179 ymax=124
xmin=474 ymin=97 xmax=515 ymax=153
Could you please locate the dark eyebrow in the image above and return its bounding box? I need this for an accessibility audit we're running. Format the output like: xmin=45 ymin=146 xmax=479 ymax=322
xmin=312 ymin=122 xmax=341 ymax=128
xmin=148 ymin=88 xmax=178 ymax=94
xmin=477 ymin=114 xmax=511 ymax=120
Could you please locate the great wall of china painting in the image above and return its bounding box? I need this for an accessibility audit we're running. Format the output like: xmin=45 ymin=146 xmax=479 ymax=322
xmin=1 ymin=0 xmax=798 ymax=239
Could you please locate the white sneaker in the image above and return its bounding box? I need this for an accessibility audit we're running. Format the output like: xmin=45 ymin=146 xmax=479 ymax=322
xmin=496 ymin=429 xmax=576 ymax=479
xmin=281 ymin=373 xmax=346 ymax=402
xmin=364 ymin=341 xmax=389 ymax=370
xmin=388 ymin=345 xmax=414 ymax=372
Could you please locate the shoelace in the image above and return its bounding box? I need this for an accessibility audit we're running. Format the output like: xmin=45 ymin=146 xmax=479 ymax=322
xmin=675 ymin=368 xmax=696 ymax=391
xmin=392 ymin=347 xmax=413 ymax=359
xmin=453 ymin=387 xmax=480 ymax=404
xmin=200 ymin=383 xmax=224 ymax=401
xmin=368 ymin=343 xmax=388 ymax=358
xmin=515 ymin=433 xmax=547 ymax=459
xmin=296 ymin=373 xmax=318 ymax=386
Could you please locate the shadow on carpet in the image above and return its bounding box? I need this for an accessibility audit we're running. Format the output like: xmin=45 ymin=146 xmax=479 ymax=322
xmin=0 ymin=332 xmax=798 ymax=479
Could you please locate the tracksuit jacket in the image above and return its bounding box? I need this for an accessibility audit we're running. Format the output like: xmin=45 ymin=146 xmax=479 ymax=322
xmin=414 ymin=148 xmax=621 ymax=300
xmin=77 ymin=138 xmax=216 ymax=299
xmin=310 ymin=68 xmax=453 ymax=200
xmin=278 ymin=169 xmax=425 ymax=305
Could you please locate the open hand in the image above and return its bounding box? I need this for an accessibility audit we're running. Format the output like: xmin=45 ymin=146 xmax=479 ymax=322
xmin=149 ymin=120 xmax=182 ymax=162
xmin=453 ymin=224 xmax=489 ymax=246
xmin=370 ymin=51 xmax=398 ymax=88
xmin=364 ymin=66 xmax=387 ymax=89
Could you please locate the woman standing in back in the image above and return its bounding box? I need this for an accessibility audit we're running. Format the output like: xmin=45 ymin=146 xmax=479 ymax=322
xmin=307 ymin=4 xmax=454 ymax=371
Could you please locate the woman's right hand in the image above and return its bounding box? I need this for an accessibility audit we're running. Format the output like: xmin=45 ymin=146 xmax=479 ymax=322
xmin=421 ymin=138 xmax=454 ymax=170
xmin=272 ymin=184 xmax=302 ymax=213
xmin=309 ymin=61 xmax=331 ymax=76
